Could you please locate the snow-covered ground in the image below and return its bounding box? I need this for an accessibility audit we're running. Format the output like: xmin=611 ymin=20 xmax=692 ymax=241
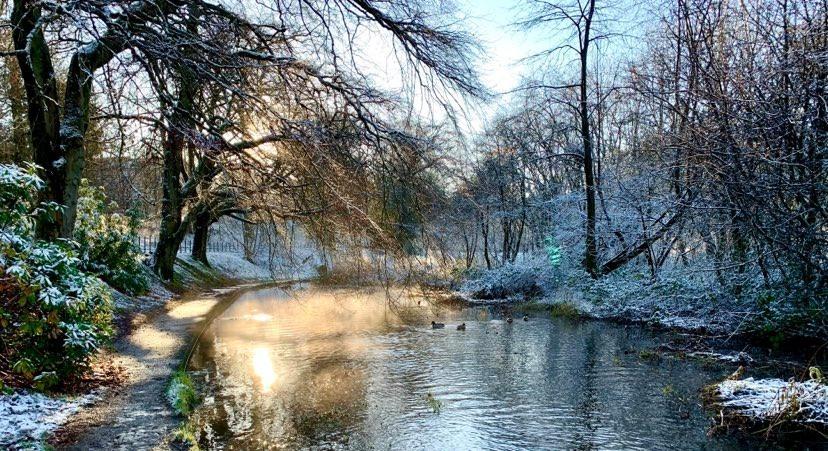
xmin=111 ymin=275 xmax=174 ymax=312
xmin=712 ymin=377 xmax=828 ymax=427
xmin=200 ymin=252 xmax=273 ymax=280
xmin=177 ymin=251 xmax=317 ymax=282
xmin=0 ymin=390 xmax=99 ymax=449
xmin=456 ymin=258 xmax=776 ymax=335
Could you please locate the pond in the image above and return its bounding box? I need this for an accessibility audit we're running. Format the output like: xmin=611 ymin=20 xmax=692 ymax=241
xmin=186 ymin=285 xmax=795 ymax=450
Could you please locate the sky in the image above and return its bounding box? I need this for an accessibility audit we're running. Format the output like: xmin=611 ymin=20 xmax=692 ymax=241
xmin=347 ymin=0 xmax=551 ymax=137
xmin=458 ymin=0 xmax=546 ymax=97
xmin=451 ymin=0 xmax=549 ymax=134
xmin=414 ymin=0 xmax=648 ymax=137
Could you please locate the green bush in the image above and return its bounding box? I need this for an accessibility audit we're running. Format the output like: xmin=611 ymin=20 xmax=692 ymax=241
xmin=0 ymin=164 xmax=113 ymax=388
xmin=543 ymin=236 xmax=563 ymax=268
xmin=74 ymin=180 xmax=149 ymax=295
xmin=167 ymin=369 xmax=199 ymax=416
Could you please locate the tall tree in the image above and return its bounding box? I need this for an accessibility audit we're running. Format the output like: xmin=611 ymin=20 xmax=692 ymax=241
xmin=520 ymin=0 xmax=600 ymax=275
xmin=10 ymin=1 xmax=178 ymax=239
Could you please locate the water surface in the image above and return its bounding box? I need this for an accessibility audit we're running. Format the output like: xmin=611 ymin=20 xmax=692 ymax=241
xmin=187 ymin=286 xmax=788 ymax=450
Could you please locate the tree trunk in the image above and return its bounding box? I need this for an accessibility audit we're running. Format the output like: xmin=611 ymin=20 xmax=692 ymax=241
xmin=600 ymin=207 xmax=684 ymax=276
xmin=481 ymin=209 xmax=492 ymax=270
xmin=152 ymin=4 xmax=200 ymax=280
xmin=191 ymin=210 xmax=211 ymax=266
xmin=12 ymin=0 xmax=157 ymax=240
xmin=580 ymin=0 xmax=598 ymax=277
xmin=12 ymin=1 xmax=61 ymax=239
xmin=242 ymin=213 xmax=256 ymax=263
xmin=153 ymin=127 xmax=188 ymax=280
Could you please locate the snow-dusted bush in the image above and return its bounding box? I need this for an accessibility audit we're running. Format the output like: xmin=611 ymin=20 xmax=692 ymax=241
xmin=460 ymin=256 xmax=558 ymax=300
xmin=0 ymin=164 xmax=112 ymax=388
xmin=74 ymin=180 xmax=149 ymax=295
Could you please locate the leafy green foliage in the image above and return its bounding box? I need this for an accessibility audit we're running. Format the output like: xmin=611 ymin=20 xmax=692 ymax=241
xmin=74 ymin=180 xmax=149 ymax=295
xmin=0 ymin=164 xmax=113 ymax=388
xmin=167 ymin=369 xmax=199 ymax=416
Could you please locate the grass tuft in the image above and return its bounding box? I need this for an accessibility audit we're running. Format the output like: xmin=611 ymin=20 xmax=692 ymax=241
xmin=638 ymin=349 xmax=661 ymax=361
xmin=549 ymin=302 xmax=580 ymax=318
xmin=426 ymin=393 xmax=443 ymax=413
xmin=173 ymin=419 xmax=201 ymax=451
xmin=167 ymin=369 xmax=199 ymax=416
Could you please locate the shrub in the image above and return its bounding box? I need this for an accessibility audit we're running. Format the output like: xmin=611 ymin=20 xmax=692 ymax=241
xmin=0 ymin=164 xmax=113 ymax=389
xmin=167 ymin=369 xmax=199 ymax=416
xmin=74 ymin=180 xmax=149 ymax=295
xmin=460 ymin=261 xmax=547 ymax=300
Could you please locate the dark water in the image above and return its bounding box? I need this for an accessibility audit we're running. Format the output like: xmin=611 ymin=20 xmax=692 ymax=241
xmin=186 ymin=286 xmax=799 ymax=450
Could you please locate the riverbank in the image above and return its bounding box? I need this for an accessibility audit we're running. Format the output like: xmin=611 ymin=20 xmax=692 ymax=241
xmin=706 ymin=376 xmax=828 ymax=436
xmin=453 ymin=259 xmax=827 ymax=343
xmin=450 ymin=263 xmax=828 ymax=437
xmin=50 ymin=283 xmax=274 ymax=450
xmin=0 ymin=252 xmax=277 ymax=450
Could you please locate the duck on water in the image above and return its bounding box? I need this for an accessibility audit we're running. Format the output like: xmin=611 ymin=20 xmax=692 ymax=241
xmin=432 ymin=321 xmax=467 ymax=330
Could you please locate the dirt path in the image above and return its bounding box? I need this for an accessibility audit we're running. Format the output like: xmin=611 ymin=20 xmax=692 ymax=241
xmin=53 ymin=284 xmax=269 ymax=450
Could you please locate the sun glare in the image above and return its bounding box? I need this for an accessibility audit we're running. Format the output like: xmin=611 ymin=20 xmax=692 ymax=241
xmin=252 ymin=347 xmax=277 ymax=393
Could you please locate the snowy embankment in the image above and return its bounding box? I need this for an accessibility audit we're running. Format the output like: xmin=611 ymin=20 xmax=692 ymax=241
xmin=200 ymin=252 xmax=273 ymax=280
xmin=0 ymin=280 xmax=175 ymax=450
xmin=1 ymin=251 xmax=276 ymax=449
xmin=177 ymin=252 xmax=317 ymax=282
xmin=455 ymin=258 xmax=774 ymax=335
xmin=0 ymin=391 xmax=99 ymax=449
xmin=709 ymin=377 xmax=828 ymax=429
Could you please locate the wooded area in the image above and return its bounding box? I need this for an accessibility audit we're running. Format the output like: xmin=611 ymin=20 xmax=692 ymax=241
xmin=436 ymin=0 xmax=827 ymax=339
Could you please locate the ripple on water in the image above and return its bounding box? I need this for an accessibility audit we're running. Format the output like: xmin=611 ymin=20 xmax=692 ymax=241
xmin=187 ymin=286 xmax=795 ymax=450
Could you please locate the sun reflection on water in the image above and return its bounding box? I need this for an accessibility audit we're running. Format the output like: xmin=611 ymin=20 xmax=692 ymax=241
xmin=249 ymin=313 xmax=272 ymax=322
xmin=252 ymin=347 xmax=276 ymax=392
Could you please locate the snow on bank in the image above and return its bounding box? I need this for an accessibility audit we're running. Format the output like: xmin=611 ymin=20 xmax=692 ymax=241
xmin=112 ymin=276 xmax=175 ymax=312
xmin=687 ymin=351 xmax=753 ymax=364
xmin=712 ymin=377 xmax=828 ymax=426
xmin=203 ymin=252 xmax=272 ymax=280
xmin=456 ymin=259 xmax=767 ymax=334
xmin=459 ymin=258 xmax=553 ymax=301
xmin=0 ymin=390 xmax=98 ymax=449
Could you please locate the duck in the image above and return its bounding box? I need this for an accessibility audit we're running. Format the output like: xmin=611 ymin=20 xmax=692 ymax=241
xmin=506 ymin=316 xmax=513 ymax=324
xmin=456 ymin=323 xmax=466 ymax=331
xmin=523 ymin=315 xmax=529 ymax=321
xmin=431 ymin=321 xmax=445 ymax=329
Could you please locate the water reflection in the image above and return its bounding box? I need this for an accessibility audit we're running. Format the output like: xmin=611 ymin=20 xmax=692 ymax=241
xmin=251 ymin=347 xmax=276 ymax=393
xmin=187 ymin=286 xmax=786 ymax=450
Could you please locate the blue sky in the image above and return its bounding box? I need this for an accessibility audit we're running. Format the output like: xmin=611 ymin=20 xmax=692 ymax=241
xmin=449 ymin=0 xmax=551 ymax=133
xmin=352 ymin=0 xmax=544 ymax=132
xmin=459 ymin=0 xmax=545 ymax=95
xmin=354 ymin=0 xmax=646 ymax=135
